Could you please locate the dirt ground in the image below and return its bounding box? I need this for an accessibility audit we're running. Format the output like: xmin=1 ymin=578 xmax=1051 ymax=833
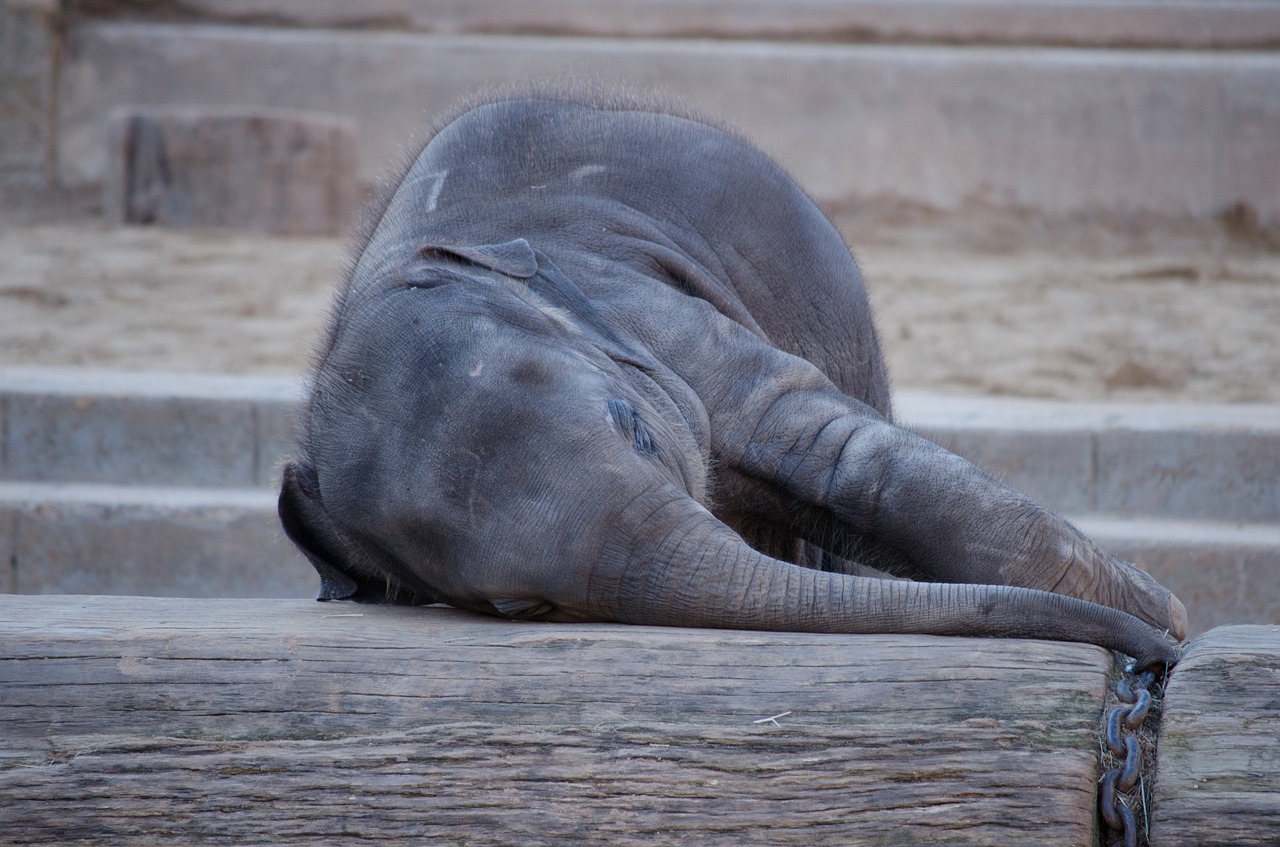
xmin=2 ymin=195 xmax=1278 ymax=404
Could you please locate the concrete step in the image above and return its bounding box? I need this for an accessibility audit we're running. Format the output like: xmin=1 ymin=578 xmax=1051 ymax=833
xmin=56 ymin=21 xmax=1280 ymax=228
xmin=0 ymin=481 xmax=311 ymax=599
xmin=895 ymin=391 xmax=1280 ymax=525
xmin=3 ymin=368 xmax=1276 ymax=634
xmin=0 ymin=368 xmax=299 ymax=489
xmin=85 ymin=0 xmax=1280 ymax=50
xmin=0 ymin=480 xmax=1272 ymax=636
xmin=5 ymin=368 xmax=1277 ymax=524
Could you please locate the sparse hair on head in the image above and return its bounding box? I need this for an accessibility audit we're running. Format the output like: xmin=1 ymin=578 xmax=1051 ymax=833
xmin=347 ymin=79 xmax=745 ymax=265
xmin=306 ymin=79 xmax=757 ymax=402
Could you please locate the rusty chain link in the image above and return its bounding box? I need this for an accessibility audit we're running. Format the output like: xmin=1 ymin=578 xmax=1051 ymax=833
xmin=1099 ymin=665 xmax=1159 ymax=847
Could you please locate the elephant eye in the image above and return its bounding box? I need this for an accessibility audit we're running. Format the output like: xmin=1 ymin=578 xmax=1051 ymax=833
xmin=607 ymin=398 xmax=658 ymax=455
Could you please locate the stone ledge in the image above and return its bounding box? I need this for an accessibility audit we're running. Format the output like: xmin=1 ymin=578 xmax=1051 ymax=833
xmin=898 ymin=391 xmax=1280 ymax=524
xmin=102 ymin=106 xmax=359 ymax=235
xmin=4 ymin=368 xmax=1277 ymax=523
xmin=57 ymin=23 xmax=1280 ymax=227
xmin=0 ymin=480 xmax=309 ymax=597
xmin=1 ymin=471 xmax=1275 ymax=635
xmin=75 ymin=0 xmax=1280 ymax=50
xmin=0 ymin=367 xmax=299 ymax=489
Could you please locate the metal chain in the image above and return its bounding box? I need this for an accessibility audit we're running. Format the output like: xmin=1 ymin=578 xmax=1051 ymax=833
xmin=1099 ymin=665 xmax=1159 ymax=847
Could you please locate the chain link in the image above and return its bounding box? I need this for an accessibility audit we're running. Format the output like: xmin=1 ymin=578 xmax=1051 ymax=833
xmin=1099 ymin=666 xmax=1159 ymax=847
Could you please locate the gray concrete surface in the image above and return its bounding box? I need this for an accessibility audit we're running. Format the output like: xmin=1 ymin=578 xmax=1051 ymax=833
xmin=71 ymin=0 xmax=1280 ymax=49
xmin=0 ymin=369 xmax=312 ymax=598
xmin=0 ymin=0 xmax=57 ymax=185
xmin=56 ymin=22 xmax=1280 ymax=229
xmin=103 ymin=106 xmax=359 ymax=235
xmin=1 ymin=367 xmax=1275 ymax=634
xmin=7 ymin=1 xmax=1279 ymax=230
xmin=0 ymin=368 xmax=299 ymax=488
xmin=6 ymin=369 xmax=1276 ymax=521
xmin=0 ymin=481 xmax=305 ymax=597
xmin=898 ymin=392 xmax=1280 ymax=524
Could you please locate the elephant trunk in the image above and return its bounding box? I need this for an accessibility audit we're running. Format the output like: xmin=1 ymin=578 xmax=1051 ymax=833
xmin=615 ymin=499 xmax=1177 ymax=671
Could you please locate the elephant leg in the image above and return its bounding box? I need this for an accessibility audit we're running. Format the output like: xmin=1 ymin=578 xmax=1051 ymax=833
xmin=715 ymin=476 xmax=916 ymax=580
xmin=724 ymin=384 xmax=1186 ymax=639
xmin=655 ymin=305 xmax=1188 ymax=640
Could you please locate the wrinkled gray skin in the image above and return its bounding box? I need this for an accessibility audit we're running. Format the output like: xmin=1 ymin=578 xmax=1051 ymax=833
xmin=280 ymin=92 xmax=1186 ymax=670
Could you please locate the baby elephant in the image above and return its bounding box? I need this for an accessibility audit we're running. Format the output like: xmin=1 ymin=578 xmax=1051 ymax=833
xmin=279 ymin=90 xmax=1186 ymax=670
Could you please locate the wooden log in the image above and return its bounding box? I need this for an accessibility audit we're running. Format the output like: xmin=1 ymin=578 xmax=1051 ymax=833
xmin=1151 ymin=624 xmax=1280 ymax=846
xmin=2 ymin=595 xmax=1117 ymax=845
xmin=102 ymin=107 xmax=359 ymax=235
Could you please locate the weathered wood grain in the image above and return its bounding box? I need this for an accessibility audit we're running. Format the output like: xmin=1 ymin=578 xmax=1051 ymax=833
xmin=1 ymin=595 xmax=1116 ymax=845
xmin=1152 ymin=624 xmax=1280 ymax=847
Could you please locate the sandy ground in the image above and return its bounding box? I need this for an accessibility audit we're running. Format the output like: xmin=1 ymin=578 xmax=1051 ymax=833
xmin=2 ymin=214 xmax=1278 ymax=404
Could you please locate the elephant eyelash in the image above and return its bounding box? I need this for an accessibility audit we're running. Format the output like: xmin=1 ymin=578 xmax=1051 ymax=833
xmin=607 ymin=398 xmax=658 ymax=455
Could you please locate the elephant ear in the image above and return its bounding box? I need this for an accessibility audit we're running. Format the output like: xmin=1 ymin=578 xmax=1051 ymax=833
xmin=416 ymin=238 xmax=661 ymax=374
xmin=417 ymin=237 xmax=538 ymax=279
xmin=525 ymin=250 xmax=658 ymax=368
xmin=279 ymin=462 xmax=439 ymax=605
xmin=278 ymin=462 xmax=359 ymax=601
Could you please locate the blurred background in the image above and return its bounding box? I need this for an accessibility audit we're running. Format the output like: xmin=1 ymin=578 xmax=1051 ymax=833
xmin=1 ymin=0 xmax=1277 ymax=634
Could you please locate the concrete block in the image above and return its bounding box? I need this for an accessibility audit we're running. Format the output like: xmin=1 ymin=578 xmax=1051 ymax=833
xmin=1078 ymin=515 xmax=1280 ymax=637
xmin=57 ymin=23 xmax=1280 ymax=227
xmin=898 ymin=392 xmax=1280 ymax=525
xmin=0 ymin=0 xmax=58 ymax=185
xmin=1 ymin=505 xmax=15 ymax=593
xmin=0 ymin=368 xmax=301 ymax=488
xmin=1 ymin=478 xmax=1271 ymax=628
xmin=6 ymin=370 xmax=1276 ymax=525
xmin=102 ymin=0 xmax=1280 ymax=50
xmin=6 ymin=392 xmax=258 ymax=487
xmin=1 ymin=482 xmax=313 ymax=597
xmin=1096 ymin=429 xmax=1280 ymax=524
xmin=102 ymin=106 xmax=359 ymax=235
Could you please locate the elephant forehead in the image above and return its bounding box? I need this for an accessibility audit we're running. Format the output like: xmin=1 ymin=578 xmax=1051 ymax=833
xmin=425 ymin=318 xmax=607 ymax=395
